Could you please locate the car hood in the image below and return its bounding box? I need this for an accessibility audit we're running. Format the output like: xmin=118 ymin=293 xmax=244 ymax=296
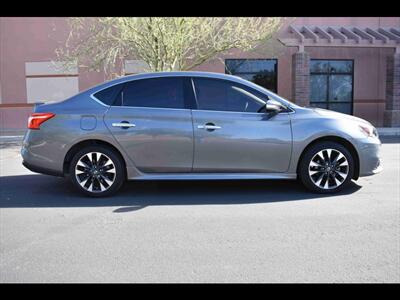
xmin=310 ymin=107 xmax=372 ymax=126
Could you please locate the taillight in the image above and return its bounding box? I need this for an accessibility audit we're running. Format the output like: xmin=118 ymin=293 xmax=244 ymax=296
xmin=28 ymin=113 xmax=55 ymax=130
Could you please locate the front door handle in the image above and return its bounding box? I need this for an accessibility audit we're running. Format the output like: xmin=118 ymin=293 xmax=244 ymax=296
xmin=197 ymin=123 xmax=221 ymax=131
xmin=112 ymin=121 xmax=136 ymax=129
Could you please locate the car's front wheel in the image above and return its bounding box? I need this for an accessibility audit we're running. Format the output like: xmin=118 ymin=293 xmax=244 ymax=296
xmin=298 ymin=141 xmax=354 ymax=193
xmin=69 ymin=145 xmax=125 ymax=197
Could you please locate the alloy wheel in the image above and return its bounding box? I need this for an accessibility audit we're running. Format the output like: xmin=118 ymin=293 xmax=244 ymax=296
xmin=75 ymin=152 xmax=116 ymax=193
xmin=308 ymin=148 xmax=349 ymax=190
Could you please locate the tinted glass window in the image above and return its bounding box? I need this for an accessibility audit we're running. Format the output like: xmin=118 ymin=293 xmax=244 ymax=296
xmin=310 ymin=60 xmax=353 ymax=115
xmin=193 ymin=78 xmax=267 ymax=113
xmin=311 ymin=60 xmax=353 ymax=74
xmin=310 ymin=60 xmax=329 ymax=73
xmin=310 ymin=75 xmax=328 ymax=102
xmin=226 ymin=59 xmax=275 ymax=73
xmin=329 ymin=61 xmax=353 ymax=73
xmin=121 ymin=77 xmax=185 ymax=109
xmin=225 ymin=59 xmax=277 ymax=92
xmin=93 ymin=84 xmax=123 ymax=105
xmin=329 ymin=75 xmax=352 ymax=101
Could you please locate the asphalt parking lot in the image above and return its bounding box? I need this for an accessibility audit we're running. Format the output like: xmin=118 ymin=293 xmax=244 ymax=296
xmin=0 ymin=138 xmax=399 ymax=283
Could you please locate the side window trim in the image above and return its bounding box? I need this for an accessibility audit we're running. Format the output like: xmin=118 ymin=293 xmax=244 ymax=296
xmin=120 ymin=87 xmax=124 ymax=106
xmin=183 ymin=77 xmax=197 ymax=110
xmin=113 ymin=83 xmax=125 ymax=106
xmin=190 ymin=77 xmax=199 ymax=109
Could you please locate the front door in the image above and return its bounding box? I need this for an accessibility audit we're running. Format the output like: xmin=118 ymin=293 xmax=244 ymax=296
xmin=191 ymin=77 xmax=292 ymax=173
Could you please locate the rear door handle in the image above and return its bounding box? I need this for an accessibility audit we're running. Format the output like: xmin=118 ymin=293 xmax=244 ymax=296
xmin=112 ymin=122 xmax=136 ymax=129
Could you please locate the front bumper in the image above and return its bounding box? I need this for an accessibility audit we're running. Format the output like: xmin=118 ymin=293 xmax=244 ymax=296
xmin=355 ymin=137 xmax=383 ymax=177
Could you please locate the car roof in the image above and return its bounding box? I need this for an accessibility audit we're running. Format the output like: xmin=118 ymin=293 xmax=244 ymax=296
xmin=78 ymin=71 xmax=296 ymax=109
xmin=84 ymin=71 xmax=259 ymax=95
xmin=101 ymin=71 xmax=245 ymax=87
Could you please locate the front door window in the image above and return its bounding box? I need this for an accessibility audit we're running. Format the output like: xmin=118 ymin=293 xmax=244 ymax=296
xmin=192 ymin=77 xmax=267 ymax=113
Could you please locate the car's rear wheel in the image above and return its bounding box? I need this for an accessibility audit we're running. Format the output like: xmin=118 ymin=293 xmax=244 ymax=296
xmin=69 ymin=145 xmax=125 ymax=197
xmin=299 ymin=141 xmax=354 ymax=193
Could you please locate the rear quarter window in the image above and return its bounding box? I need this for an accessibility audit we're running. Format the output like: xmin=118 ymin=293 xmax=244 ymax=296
xmin=93 ymin=84 xmax=123 ymax=106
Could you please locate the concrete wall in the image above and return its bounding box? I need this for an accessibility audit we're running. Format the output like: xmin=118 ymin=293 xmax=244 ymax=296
xmin=0 ymin=17 xmax=108 ymax=103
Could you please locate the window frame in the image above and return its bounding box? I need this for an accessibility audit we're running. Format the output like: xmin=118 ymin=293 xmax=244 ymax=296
xmin=310 ymin=59 xmax=354 ymax=115
xmin=225 ymin=58 xmax=278 ymax=93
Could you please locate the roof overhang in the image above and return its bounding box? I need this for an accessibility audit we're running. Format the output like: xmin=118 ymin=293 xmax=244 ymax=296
xmin=279 ymin=25 xmax=400 ymax=52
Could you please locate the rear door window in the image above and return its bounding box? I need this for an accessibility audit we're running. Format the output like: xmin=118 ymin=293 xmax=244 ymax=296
xmin=121 ymin=77 xmax=185 ymax=109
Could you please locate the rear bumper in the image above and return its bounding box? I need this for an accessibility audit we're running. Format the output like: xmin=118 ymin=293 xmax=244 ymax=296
xmin=21 ymin=129 xmax=65 ymax=177
xmin=22 ymin=160 xmax=64 ymax=177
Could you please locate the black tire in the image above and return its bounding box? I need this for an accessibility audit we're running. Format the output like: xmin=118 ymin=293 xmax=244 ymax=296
xmin=69 ymin=145 xmax=125 ymax=197
xmin=298 ymin=141 xmax=354 ymax=193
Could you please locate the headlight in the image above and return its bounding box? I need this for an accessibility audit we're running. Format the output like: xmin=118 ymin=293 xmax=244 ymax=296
xmin=359 ymin=124 xmax=378 ymax=138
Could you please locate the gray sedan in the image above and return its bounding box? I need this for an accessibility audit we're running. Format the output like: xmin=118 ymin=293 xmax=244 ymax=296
xmin=21 ymin=71 xmax=382 ymax=197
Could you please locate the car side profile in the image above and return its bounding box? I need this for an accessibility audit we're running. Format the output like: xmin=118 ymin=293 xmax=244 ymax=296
xmin=21 ymin=71 xmax=382 ymax=197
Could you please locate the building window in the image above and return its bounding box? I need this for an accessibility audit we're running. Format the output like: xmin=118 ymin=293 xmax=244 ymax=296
xmin=225 ymin=59 xmax=278 ymax=93
xmin=25 ymin=61 xmax=78 ymax=103
xmin=310 ymin=59 xmax=353 ymax=115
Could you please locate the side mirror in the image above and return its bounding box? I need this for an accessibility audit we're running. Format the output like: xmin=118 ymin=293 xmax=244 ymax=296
xmin=265 ymin=99 xmax=285 ymax=113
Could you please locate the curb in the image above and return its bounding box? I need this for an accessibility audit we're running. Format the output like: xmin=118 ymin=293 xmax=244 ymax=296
xmin=0 ymin=130 xmax=26 ymax=137
xmin=377 ymin=128 xmax=400 ymax=137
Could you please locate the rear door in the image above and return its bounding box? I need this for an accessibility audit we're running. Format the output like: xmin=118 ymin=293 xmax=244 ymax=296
xmin=103 ymin=77 xmax=194 ymax=173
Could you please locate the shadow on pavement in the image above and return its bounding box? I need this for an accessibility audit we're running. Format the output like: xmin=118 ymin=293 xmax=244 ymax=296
xmin=0 ymin=174 xmax=362 ymax=212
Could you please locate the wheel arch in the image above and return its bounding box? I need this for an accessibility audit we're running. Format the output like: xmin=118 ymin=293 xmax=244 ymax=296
xmin=296 ymin=136 xmax=360 ymax=180
xmin=63 ymin=139 xmax=127 ymax=177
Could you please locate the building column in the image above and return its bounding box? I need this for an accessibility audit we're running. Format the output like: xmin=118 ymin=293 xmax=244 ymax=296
xmin=384 ymin=52 xmax=400 ymax=127
xmin=292 ymin=51 xmax=310 ymax=107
